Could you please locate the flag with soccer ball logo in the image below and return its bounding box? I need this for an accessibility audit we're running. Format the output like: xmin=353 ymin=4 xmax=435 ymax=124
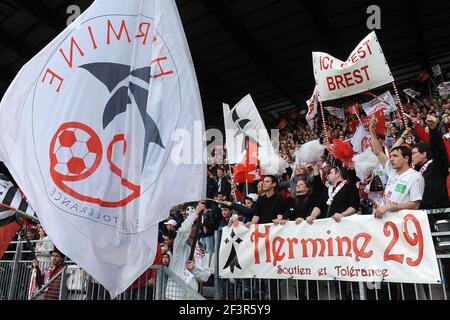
xmin=0 ymin=0 xmax=205 ymax=297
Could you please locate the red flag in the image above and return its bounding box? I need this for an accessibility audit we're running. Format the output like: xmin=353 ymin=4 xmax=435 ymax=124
xmin=344 ymin=103 xmax=359 ymax=116
xmin=349 ymin=109 xmax=385 ymax=136
xmin=331 ymin=138 xmax=354 ymax=165
xmin=0 ymin=222 xmax=19 ymax=259
xmin=233 ymin=140 xmax=258 ymax=184
xmin=234 ymin=188 xmax=244 ymax=203
xmin=233 ymin=164 xmax=257 ymax=184
xmin=414 ymin=122 xmax=429 ymax=144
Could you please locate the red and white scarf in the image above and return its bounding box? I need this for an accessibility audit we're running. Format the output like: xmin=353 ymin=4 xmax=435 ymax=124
xmin=327 ymin=180 xmax=348 ymax=206
xmin=419 ymin=160 xmax=433 ymax=175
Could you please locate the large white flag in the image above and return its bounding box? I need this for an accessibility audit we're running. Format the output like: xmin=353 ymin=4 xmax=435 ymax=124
xmin=312 ymin=32 xmax=394 ymax=101
xmin=0 ymin=0 xmax=205 ymax=297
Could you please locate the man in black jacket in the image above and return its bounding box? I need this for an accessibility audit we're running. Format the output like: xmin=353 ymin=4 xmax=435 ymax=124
xmin=215 ymin=167 xmax=231 ymax=200
xmin=247 ymin=176 xmax=288 ymax=226
xmin=410 ymin=115 xmax=449 ymax=210
xmin=410 ymin=115 xmax=450 ymax=295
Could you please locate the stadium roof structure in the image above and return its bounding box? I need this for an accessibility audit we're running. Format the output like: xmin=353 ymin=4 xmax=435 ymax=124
xmin=0 ymin=0 xmax=449 ymax=126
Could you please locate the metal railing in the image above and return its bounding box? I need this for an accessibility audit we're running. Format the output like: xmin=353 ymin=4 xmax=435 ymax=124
xmin=0 ymin=239 xmax=205 ymax=300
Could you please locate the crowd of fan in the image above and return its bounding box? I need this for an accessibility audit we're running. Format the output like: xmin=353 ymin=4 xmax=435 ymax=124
xmin=155 ymin=82 xmax=450 ymax=299
xmin=3 ymin=80 xmax=450 ymax=300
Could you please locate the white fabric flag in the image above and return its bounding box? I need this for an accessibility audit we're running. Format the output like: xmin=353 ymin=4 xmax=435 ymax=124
xmin=351 ymin=125 xmax=371 ymax=154
xmin=403 ymin=88 xmax=421 ymax=99
xmin=324 ymin=106 xmax=345 ymax=120
xmin=361 ymin=91 xmax=397 ymax=115
xmin=222 ymin=103 xmax=245 ymax=164
xmin=312 ymin=32 xmax=394 ymax=101
xmin=0 ymin=0 xmax=205 ymax=297
xmin=305 ymin=86 xmax=318 ymax=129
xmin=228 ymin=94 xmax=282 ymax=174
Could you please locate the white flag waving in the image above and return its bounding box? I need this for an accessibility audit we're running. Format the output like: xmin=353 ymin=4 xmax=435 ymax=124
xmin=228 ymin=94 xmax=282 ymax=174
xmin=361 ymin=91 xmax=397 ymax=116
xmin=0 ymin=0 xmax=205 ymax=297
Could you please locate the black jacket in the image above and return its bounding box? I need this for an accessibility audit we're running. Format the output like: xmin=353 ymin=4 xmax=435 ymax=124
xmin=254 ymin=193 xmax=288 ymax=224
xmin=416 ymin=128 xmax=449 ymax=209
xmin=317 ymin=181 xmax=360 ymax=218
xmin=216 ymin=177 xmax=231 ymax=199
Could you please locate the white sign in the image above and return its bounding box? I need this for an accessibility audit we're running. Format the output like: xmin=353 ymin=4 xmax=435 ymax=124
xmin=324 ymin=106 xmax=345 ymax=120
xmin=0 ymin=0 xmax=205 ymax=297
xmin=361 ymin=91 xmax=397 ymax=115
xmin=432 ymin=64 xmax=442 ymax=77
xmin=219 ymin=211 xmax=441 ymax=284
xmin=438 ymin=82 xmax=450 ymax=96
xmin=312 ymin=32 xmax=394 ymax=102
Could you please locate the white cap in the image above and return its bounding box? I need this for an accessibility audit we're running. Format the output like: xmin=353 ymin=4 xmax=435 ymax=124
xmin=164 ymin=219 xmax=177 ymax=227
xmin=247 ymin=193 xmax=258 ymax=202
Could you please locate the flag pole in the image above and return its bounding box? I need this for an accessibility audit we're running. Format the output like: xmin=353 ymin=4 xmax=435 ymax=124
xmin=246 ymin=138 xmax=251 ymax=196
xmin=392 ymin=81 xmax=409 ymax=130
xmin=319 ymin=101 xmax=329 ymax=144
xmin=0 ymin=202 xmax=39 ymax=225
xmin=353 ymin=103 xmax=363 ymax=125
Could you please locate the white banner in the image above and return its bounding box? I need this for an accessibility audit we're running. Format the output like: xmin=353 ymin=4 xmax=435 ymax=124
xmin=312 ymin=32 xmax=394 ymax=102
xmin=438 ymin=82 xmax=450 ymax=96
xmin=219 ymin=211 xmax=441 ymax=284
xmin=0 ymin=0 xmax=205 ymax=297
xmin=361 ymin=91 xmax=397 ymax=115
xmin=403 ymin=88 xmax=421 ymax=99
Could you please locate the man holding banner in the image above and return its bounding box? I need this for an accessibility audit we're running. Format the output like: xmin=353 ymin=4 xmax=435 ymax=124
xmin=370 ymin=117 xmax=426 ymax=299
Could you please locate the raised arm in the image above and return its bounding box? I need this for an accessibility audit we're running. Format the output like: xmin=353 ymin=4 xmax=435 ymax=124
xmin=369 ymin=117 xmax=388 ymax=167
xmin=391 ymin=128 xmax=412 ymax=149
